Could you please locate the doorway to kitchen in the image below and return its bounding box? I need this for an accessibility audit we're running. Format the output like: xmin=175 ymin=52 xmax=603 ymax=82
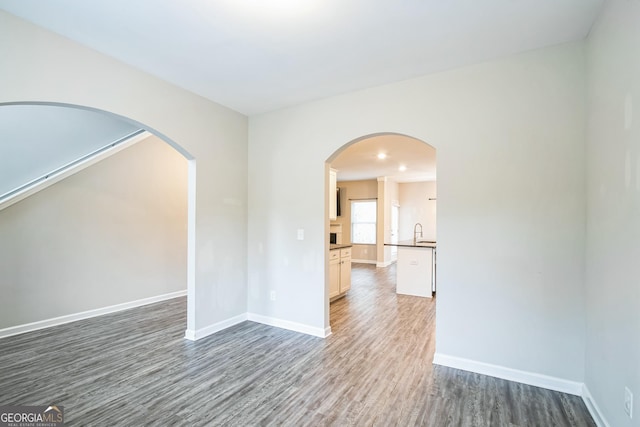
xmin=325 ymin=132 xmax=437 ymax=330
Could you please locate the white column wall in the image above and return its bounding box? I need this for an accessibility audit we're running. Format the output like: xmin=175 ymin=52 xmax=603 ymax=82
xmin=585 ymin=1 xmax=640 ymax=426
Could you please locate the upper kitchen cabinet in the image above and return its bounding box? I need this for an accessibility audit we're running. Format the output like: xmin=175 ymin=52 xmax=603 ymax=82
xmin=329 ymin=168 xmax=337 ymax=221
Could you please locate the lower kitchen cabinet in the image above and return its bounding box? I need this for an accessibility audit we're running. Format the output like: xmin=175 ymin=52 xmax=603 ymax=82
xmin=329 ymin=247 xmax=351 ymax=301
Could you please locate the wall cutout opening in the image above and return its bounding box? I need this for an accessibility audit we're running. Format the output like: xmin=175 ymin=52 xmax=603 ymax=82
xmin=0 ymin=102 xmax=196 ymax=338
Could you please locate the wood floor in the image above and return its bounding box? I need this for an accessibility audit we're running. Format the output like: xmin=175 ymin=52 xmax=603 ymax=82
xmin=0 ymin=264 xmax=595 ymax=426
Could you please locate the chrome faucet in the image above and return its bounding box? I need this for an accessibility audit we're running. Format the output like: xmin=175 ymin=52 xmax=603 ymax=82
xmin=413 ymin=223 xmax=423 ymax=244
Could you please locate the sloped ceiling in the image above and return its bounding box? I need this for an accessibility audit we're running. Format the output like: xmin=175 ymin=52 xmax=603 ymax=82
xmin=0 ymin=105 xmax=140 ymax=197
xmin=0 ymin=0 xmax=603 ymax=115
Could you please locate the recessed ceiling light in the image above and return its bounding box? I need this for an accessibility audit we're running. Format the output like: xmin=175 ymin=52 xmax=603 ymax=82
xmin=377 ymin=153 xmax=387 ymax=159
xmin=399 ymin=165 xmax=407 ymax=172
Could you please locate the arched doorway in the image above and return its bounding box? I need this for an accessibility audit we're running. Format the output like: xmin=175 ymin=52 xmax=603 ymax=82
xmin=325 ymin=132 xmax=437 ymax=330
xmin=0 ymin=101 xmax=197 ymax=336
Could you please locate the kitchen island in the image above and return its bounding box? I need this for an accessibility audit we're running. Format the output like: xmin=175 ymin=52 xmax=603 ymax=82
xmin=385 ymin=240 xmax=436 ymax=298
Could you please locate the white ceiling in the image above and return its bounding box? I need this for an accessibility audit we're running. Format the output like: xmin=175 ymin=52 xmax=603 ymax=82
xmin=0 ymin=0 xmax=603 ymax=115
xmin=331 ymin=134 xmax=436 ymax=183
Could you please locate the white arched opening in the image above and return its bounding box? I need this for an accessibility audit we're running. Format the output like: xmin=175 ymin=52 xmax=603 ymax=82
xmin=325 ymin=132 xmax=437 ymax=330
xmin=0 ymin=101 xmax=197 ymax=336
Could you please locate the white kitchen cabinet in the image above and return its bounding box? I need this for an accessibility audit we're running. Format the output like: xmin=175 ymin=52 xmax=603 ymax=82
xmin=339 ymin=247 xmax=351 ymax=293
xmin=329 ymin=247 xmax=351 ymax=300
xmin=329 ymin=168 xmax=337 ymax=221
xmin=329 ymin=250 xmax=341 ymax=298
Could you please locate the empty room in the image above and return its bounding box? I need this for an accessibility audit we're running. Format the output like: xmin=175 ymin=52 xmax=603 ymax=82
xmin=0 ymin=1 xmax=638 ymax=426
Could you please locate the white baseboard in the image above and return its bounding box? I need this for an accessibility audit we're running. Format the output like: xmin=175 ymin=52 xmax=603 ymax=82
xmin=582 ymin=384 xmax=610 ymax=427
xmin=351 ymin=259 xmax=376 ymax=265
xmin=247 ymin=313 xmax=330 ymax=338
xmin=184 ymin=313 xmax=248 ymax=341
xmin=0 ymin=290 xmax=187 ymax=339
xmin=432 ymin=353 xmax=583 ymax=396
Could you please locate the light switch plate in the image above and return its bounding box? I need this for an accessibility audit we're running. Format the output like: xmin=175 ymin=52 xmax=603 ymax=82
xmin=297 ymin=229 xmax=304 ymax=240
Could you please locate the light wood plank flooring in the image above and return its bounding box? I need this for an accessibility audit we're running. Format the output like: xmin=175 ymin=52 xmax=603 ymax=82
xmin=0 ymin=264 xmax=595 ymax=426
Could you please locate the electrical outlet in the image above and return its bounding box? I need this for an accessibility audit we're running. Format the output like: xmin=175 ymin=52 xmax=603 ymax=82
xmin=297 ymin=229 xmax=304 ymax=240
xmin=624 ymin=387 xmax=633 ymax=419
xmin=270 ymin=290 xmax=276 ymax=301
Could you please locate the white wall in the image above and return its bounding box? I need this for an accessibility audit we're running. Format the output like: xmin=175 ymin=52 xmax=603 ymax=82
xmin=248 ymin=42 xmax=586 ymax=382
xmin=0 ymin=136 xmax=187 ymax=328
xmin=0 ymin=11 xmax=248 ymax=334
xmin=585 ymin=1 xmax=640 ymax=425
xmin=398 ymin=181 xmax=437 ymax=242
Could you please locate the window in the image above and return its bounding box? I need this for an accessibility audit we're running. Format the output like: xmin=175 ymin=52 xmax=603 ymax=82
xmin=351 ymin=200 xmax=377 ymax=244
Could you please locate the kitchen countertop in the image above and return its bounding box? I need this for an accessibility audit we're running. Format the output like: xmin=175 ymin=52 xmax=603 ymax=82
xmin=384 ymin=240 xmax=436 ymax=248
xmin=330 ymin=243 xmax=353 ymax=250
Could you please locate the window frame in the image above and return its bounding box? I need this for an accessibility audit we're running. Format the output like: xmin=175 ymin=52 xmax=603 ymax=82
xmin=350 ymin=199 xmax=377 ymax=245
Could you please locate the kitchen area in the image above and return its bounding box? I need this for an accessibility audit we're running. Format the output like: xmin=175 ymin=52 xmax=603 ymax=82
xmin=328 ymin=167 xmax=353 ymax=301
xmin=328 ymin=138 xmax=437 ymax=302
